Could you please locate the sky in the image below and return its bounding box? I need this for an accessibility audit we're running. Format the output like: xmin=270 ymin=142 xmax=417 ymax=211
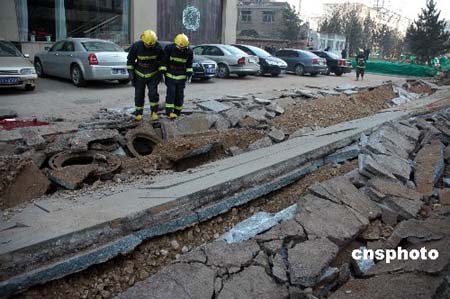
xmin=285 ymin=0 xmax=450 ymax=21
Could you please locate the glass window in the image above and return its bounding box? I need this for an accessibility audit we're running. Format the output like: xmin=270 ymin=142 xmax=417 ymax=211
xmin=81 ymin=41 xmax=123 ymax=52
xmin=247 ymin=46 xmax=271 ymax=58
xmin=62 ymin=41 xmax=75 ymax=51
xmin=222 ymin=46 xmax=247 ymax=56
xmin=193 ymin=47 xmax=204 ymax=55
xmin=263 ymin=11 xmax=274 ymax=23
xmin=0 ymin=41 xmax=23 ymax=57
xmin=241 ymin=11 xmax=251 ymax=22
xmin=204 ymin=46 xmax=224 ymax=56
xmin=49 ymin=41 xmax=65 ymax=52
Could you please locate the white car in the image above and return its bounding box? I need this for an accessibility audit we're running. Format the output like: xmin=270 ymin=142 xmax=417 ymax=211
xmin=0 ymin=40 xmax=37 ymax=91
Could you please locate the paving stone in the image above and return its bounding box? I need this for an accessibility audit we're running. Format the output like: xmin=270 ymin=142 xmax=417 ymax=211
xmin=415 ymin=139 xmax=445 ymax=196
xmin=248 ymin=137 xmax=273 ymax=151
xmin=388 ymin=122 xmax=421 ymax=143
xmin=271 ymin=254 xmax=288 ymax=282
xmin=20 ymin=128 xmax=46 ymax=150
xmin=1 ymin=161 xmax=50 ymax=209
xmin=329 ymin=273 xmax=444 ymax=299
xmin=217 ymin=266 xmax=288 ymax=299
xmin=268 ymin=128 xmax=286 ymax=143
xmin=266 ymin=104 xmax=284 ymax=115
xmin=365 ymin=126 xmax=414 ymax=158
xmin=204 ymin=240 xmax=260 ymax=270
xmin=358 ymin=154 xmax=397 ymax=180
xmin=308 ymin=176 xmax=381 ymax=221
xmin=288 ymin=238 xmax=339 ymax=287
xmin=295 ymin=194 xmax=368 ymax=246
xmin=382 ymin=196 xmax=423 ymax=220
xmin=222 ymin=108 xmax=246 ymax=127
xmin=246 ymin=109 xmax=268 ymax=122
xmin=48 ymin=165 xmax=98 ymax=190
xmin=115 ymin=262 xmax=216 ymax=299
xmin=386 ymin=218 xmax=449 ymax=248
xmin=68 ymin=129 xmax=119 ymax=152
xmin=255 ymin=219 xmax=306 ymax=243
xmin=367 ymin=177 xmax=423 ymax=202
xmin=197 ymin=100 xmax=232 ymax=113
xmin=439 ymin=188 xmax=450 ymax=205
xmin=213 ymin=116 xmax=231 ymax=131
xmin=254 ymin=97 xmax=272 ymax=105
xmin=344 ymin=169 xmax=368 ymax=188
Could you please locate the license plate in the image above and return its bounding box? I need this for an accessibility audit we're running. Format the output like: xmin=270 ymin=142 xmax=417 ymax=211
xmin=112 ymin=68 xmax=126 ymax=75
xmin=248 ymin=58 xmax=256 ymax=63
xmin=206 ymin=67 xmax=216 ymax=74
xmin=0 ymin=77 xmax=18 ymax=85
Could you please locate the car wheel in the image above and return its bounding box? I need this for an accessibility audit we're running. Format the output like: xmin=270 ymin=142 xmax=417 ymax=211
xmin=118 ymin=79 xmax=131 ymax=85
xmin=335 ymin=70 xmax=343 ymax=76
xmin=294 ymin=64 xmax=304 ymax=76
xmin=217 ymin=64 xmax=230 ymax=78
xmin=310 ymin=73 xmax=318 ymax=77
xmin=326 ymin=69 xmax=331 ymax=76
xmin=271 ymin=72 xmax=280 ymax=77
xmin=71 ymin=65 xmax=87 ymax=87
xmin=238 ymin=74 xmax=247 ymax=78
xmin=25 ymin=84 xmax=35 ymax=91
xmin=34 ymin=59 xmax=45 ymax=78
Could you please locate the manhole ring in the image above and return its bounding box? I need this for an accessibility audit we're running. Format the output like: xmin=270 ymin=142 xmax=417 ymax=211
xmin=48 ymin=151 xmax=121 ymax=176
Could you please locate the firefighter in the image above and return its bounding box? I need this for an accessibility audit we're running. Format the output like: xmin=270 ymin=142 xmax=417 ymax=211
xmin=160 ymin=33 xmax=193 ymax=120
xmin=356 ymin=49 xmax=366 ymax=81
xmin=127 ymin=30 xmax=164 ymax=122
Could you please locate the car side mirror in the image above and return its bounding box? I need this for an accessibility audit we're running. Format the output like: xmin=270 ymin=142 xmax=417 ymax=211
xmin=24 ymin=54 xmax=30 ymax=58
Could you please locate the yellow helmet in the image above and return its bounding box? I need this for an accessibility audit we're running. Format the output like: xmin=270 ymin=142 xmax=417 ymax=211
xmin=141 ymin=30 xmax=157 ymax=46
xmin=174 ymin=34 xmax=189 ymax=48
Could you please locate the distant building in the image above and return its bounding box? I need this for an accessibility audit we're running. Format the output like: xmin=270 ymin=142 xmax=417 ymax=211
xmin=445 ymin=20 xmax=450 ymax=33
xmin=318 ymin=33 xmax=346 ymax=54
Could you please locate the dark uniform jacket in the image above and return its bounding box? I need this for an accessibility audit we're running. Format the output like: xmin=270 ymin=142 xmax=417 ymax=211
xmin=160 ymin=44 xmax=194 ymax=80
xmin=356 ymin=53 xmax=366 ymax=69
xmin=127 ymin=41 xmax=164 ymax=79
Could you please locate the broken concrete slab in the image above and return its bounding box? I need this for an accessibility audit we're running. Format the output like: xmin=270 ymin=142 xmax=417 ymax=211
xmin=268 ymin=128 xmax=286 ymax=143
xmin=19 ymin=128 xmax=46 ymax=150
xmin=116 ymin=262 xmax=216 ymax=299
xmin=439 ymin=188 xmax=450 ymax=205
xmin=274 ymin=97 xmax=296 ymax=110
xmin=329 ymin=273 xmax=444 ymax=299
xmin=222 ymin=108 xmax=246 ymax=127
xmin=227 ymin=146 xmax=243 ymax=156
xmin=161 ymin=115 xmax=216 ymax=138
xmin=264 ymin=110 xmax=276 ymax=120
xmin=254 ymin=97 xmax=272 ymax=105
xmin=295 ymin=194 xmax=368 ymax=246
xmin=370 ymin=154 xmax=412 ymax=182
xmin=68 ymin=129 xmax=119 ymax=152
xmin=204 ymin=240 xmax=260 ymax=270
xmin=351 ymin=246 xmax=375 ymax=277
xmin=388 ymin=122 xmax=421 ymax=143
xmin=358 ymin=154 xmax=397 ymax=180
xmin=290 ymin=127 xmax=314 ymax=139
xmin=288 ymin=238 xmax=339 ymax=287
xmin=335 ymin=84 xmax=357 ymax=92
xmin=48 ymin=165 xmax=98 ymax=190
xmin=415 ymin=139 xmax=445 ymax=196
xmin=1 ymin=161 xmax=50 ymax=209
xmin=324 ymin=144 xmax=360 ymax=165
xmin=367 ymin=178 xmax=423 ymax=202
xmin=217 ymin=266 xmax=289 ymax=299
xmin=255 ymin=219 xmax=306 ymax=243
xmin=196 ymin=100 xmax=232 ymax=113
xmin=308 ymin=176 xmax=381 ymax=221
xmin=271 ymin=254 xmax=288 ymax=282
xmin=266 ymin=104 xmax=285 ymax=115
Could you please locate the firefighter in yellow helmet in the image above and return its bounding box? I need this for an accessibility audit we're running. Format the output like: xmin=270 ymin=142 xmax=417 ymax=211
xmin=160 ymin=33 xmax=193 ymax=120
xmin=127 ymin=30 xmax=165 ymax=121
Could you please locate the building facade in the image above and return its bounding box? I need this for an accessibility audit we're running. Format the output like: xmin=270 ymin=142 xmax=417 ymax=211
xmin=1 ymin=0 xmax=237 ymax=57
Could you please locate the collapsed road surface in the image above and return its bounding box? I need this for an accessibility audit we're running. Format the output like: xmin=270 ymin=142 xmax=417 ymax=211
xmin=1 ymin=79 xmax=449 ymax=298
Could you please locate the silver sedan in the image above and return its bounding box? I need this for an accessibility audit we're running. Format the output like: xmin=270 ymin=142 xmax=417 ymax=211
xmin=192 ymin=44 xmax=260 ymax=78
xmin=34 ymin=38 xmax=129 ymax=87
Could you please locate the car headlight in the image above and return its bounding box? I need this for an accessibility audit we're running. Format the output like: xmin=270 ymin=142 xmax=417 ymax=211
xmin=266 ymin=60 xmax=277 ymax=66
xmin=20 ymin=68 xmax=36 ymax=75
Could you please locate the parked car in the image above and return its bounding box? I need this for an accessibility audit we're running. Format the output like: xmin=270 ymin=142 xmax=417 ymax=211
xmin=232 ymin=44 xmax=287 ymax=76
xmin=35 ymin=38 xmax=129 ymax=87
xmin=311 ymin=50 xmax=352 ymax=76
xmin=125 ymin=41 xmax=218 ymax=81
xmin=275 ymin=49 xmax=327 ymax=76
xmin=192 ymin=44 xmax=260 ymax=78
xmin=0 ymin=40 xmax=37 ymax=91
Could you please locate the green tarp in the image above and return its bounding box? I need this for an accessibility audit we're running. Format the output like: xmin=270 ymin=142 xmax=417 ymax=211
xmin=351 ymin=59 xmax=438 ymax=77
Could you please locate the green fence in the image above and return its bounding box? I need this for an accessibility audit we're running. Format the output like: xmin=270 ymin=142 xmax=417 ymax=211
xmin=351 ymin=59 xmax=438 ymax=77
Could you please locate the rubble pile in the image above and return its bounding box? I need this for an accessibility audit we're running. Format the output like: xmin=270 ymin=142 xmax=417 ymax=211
xmin=114 ymin=108 xmax=450 ymax=299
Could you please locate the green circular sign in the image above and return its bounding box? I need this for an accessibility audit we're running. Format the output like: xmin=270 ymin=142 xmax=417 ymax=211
xmin=183 ymin=6 xmax=201 ymax=32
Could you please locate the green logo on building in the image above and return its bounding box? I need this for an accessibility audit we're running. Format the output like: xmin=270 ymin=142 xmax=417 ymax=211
xmin=183 ymin=6 xmax=200 ymax=31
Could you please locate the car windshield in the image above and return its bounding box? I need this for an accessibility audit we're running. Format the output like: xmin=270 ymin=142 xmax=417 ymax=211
xmin=81 ymin=41 xmax=123 ymax=52
xmin=0 ymin=41 xmax=22 ymax=57
xmin=247 ymin=46 xmax=271 ymax=58
xmin=300 ymin=51 xmax=319 ymax=58
xmin=222 ymin=46 xmax=247 ymax=56
xmin=325 ymin=52 xmax=341 ymax=59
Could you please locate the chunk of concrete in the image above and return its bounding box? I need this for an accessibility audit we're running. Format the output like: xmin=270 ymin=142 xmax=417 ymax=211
xmin=223 ymin=108 xmax=246 ymax=127
xmin=388 ymin=122 xmax=421 ymax=143
xmin=254 ymin=97 xmax=272 ymax=105
xmin=295 ymin=194 xmax=368 ymax=246
xmin=268 ymin=128 xmax=286 ymax=143
xmin=308 ymin=176 xmax=381 ymax=221
xmin=274 ymin=97 xmax=296 ymax=109
xmin=248 ymin=137 xmax=273 ymax=151
xmin=255 ymin=219 xmax=306 ymax=243
xmin=288 ymin=238 xmax=339 ymax=287
xmin=271 ymin=254 xmax=288 ymax=282
xmin=367 ymin=178 xmax=423 ymax=202
xmin=335 ymin=84 xmax=356 ymax=92
xmin=325 ymin=144 xmax=360 ymax=164
xmin=266 ymin=104 xmax=285 ymax=115
xmin=197 ymin=100 xmax=232 ymax=113
xmin=329 ymin=273 xmax=444 ymax=299
xmin=358 ymin=154 xmax=396 ymax=180
xmin=351 ymin=246 xmax=375 ymax=277
xmin=415 ymin=139 xmax=445 ymax=196
xmin=217 ymin=266 xmax=288 ymax=299
xmin=213 ymin=116 xmax=231 ymax=131
xmin=48 ymin=165 xmax=99 ymax=190
xmin=228 ymin=146 xmax=243 ymax=156
xmin=20 ymin=128 xmax=46 ymax=150
xmin=116 ymin=262 xmax=216 ymax=299
xmin=68 ymin=129 xmax=119 ymax=152
xmin=439 ymin=188 xmax=450 ymax=205
xmin=204 ymin=240 xmax=260 ymax=270
xmin=290 ymin=127 xmax=314 ymax=139
xmin=1 ymin=161 xmax=50 ymax=208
